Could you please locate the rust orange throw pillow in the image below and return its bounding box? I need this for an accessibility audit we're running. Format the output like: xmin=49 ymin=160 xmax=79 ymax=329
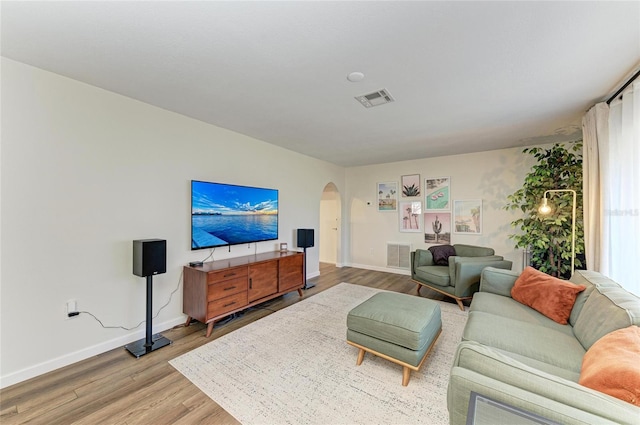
xmin=579 ymin=326 xmax=640 ymax=406
xmin=511 ymin=266 xmax=586 ymax=324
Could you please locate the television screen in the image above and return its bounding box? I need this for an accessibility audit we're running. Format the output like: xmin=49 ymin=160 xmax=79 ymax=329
xmin=191 ymin=180 xmax=279 ymax=250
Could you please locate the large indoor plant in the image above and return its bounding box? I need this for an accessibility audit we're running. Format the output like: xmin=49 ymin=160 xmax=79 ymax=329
xmin=505 ymin=141 xmax=584 ymax=278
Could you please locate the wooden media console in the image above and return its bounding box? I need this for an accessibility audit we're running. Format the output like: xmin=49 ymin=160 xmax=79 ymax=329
xmin=183 ymin=251 xmax=304 ymax=337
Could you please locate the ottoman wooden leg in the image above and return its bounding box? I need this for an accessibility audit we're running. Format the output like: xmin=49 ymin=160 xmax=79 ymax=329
xmin=402 ymin=367 xmax=411 ymax=386
xmin=356 ymin=348 xmax=366 ymax=365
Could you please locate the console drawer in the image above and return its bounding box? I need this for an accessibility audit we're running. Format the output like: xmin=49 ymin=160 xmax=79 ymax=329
xmin=207 ymin=266 xmax=248 ymax=284
xmin=208 ymin=292 xmax=248 ymax=319
xmin=207 ymin=276 xmax=248 ymax=301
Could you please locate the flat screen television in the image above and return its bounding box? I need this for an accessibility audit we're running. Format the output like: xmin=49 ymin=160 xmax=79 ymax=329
xmin=191 ymin=180 xmax=279 ymax=250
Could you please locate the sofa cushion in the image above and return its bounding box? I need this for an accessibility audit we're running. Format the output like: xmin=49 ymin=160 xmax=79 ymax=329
xmin=428 ymin=244 xmax=456 ymax=266
xmin=579 ymin=326 xmax=640 ymax=406
xmin=478 ymin=267 xmax=521 ymax=297
xmin=414 ymin=265 xmax=450 ymax=287
xmin=491 ymin=346 xmax=581 ymax=382
xmin=470 ymin=292 xmax=574 ymax=336
xmin=511 ymin=267 xmax=586 ymax=325
xmin=573 ymin=282 xmax=640 ymax=350
xmin=463 ymin=310 xmax=586 ymax=373
xmin=568 ymin=270 xmax=598 ymax=326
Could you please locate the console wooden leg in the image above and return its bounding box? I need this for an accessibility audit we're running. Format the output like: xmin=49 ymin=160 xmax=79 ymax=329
xmin=205 ymin=322 xmax=214 ymax=338
xmin=402 ymin=367 xmax=411 ymax=386
xmin=184 ymin=316 xmax=192 ymax=327
xmin=297 ymin=288 xmax=303 ymax=297
xmin=356 ymin=348 xmax=366 ymax=366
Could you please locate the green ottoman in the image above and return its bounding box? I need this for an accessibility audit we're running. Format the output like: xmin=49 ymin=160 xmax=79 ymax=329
xmin=346 ymin=292 xmax=442 ymax=386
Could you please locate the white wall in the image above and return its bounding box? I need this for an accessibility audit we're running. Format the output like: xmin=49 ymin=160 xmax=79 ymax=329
xmin=345 ymin=147 xmax=539 ymax=273
xmin=1 ymin=57 xmax=548 ymax=388
xmin=0 ymin=58 xmax=345 ymax=387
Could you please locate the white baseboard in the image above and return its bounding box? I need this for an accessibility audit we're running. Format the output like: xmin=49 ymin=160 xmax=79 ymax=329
xmin=1 ymin=266 xmax=398 ymax=388
xmin=346 ymin=263 xmax=411 ymax=276
xmin=0 ymin=316 xmax=186 ymax=389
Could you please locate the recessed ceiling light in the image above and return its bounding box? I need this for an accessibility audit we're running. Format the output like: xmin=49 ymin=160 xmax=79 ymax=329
xmin=347 ymin=72 xmax=365 ymax=82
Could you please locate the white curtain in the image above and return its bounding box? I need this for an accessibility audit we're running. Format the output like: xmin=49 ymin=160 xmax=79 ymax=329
xmin=584 ymin=80 xmax=640 ymax=295
xmin=604 ymin=81 xmax=640 ymax=295
xmin=581 ymin=103 xmax=609 ymax=272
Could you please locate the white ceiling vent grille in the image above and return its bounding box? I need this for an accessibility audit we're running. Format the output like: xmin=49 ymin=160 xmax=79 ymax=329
xmin=387 ymin=242 xmax=411 ymax=269
xmin=355 ymin=89 xmax=395 ymax=108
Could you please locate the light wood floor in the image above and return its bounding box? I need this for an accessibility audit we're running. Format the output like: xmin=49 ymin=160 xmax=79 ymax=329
xmin=0 ymin=264 xmax=455 ymax=425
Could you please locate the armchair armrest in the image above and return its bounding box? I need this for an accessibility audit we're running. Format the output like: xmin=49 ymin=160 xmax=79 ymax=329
xmin=448 ymin=255 xmax=504 ymax=277
xmin=449 ymin=258 xmax=513 ymax=298
xmin=479 ymin=266 xmax=521 ymax=297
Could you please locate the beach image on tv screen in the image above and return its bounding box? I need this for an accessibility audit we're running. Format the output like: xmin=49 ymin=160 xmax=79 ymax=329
xmin=191 ymin=181 xmax=278 ymax=249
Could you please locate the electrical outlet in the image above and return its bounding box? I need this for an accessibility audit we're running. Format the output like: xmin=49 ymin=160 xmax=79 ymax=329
xmin=66 ymin=299 xmax=78 ymax=319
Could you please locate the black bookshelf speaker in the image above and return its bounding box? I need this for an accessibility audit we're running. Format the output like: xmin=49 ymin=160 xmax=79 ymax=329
xmin=297 ymin=229 xmax=314 ymax=248
xmin=133 ymin=239 xmax=166 ymax=277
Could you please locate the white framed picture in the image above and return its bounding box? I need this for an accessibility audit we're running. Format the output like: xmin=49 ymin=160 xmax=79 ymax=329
xmin=425 ymin=177 xmax=450 ymax=210
xmin=399 ymin=201 xmax=422 ymax=232
xmin=401 ymin=174 xmax=421 ymax=197
xmin=454 ymin=199 xmax=482 ymax=234
xmin=424 ymin=212 xmax=451 ymax=244
xmin=377 ymin=181 xmax=398 ymax=212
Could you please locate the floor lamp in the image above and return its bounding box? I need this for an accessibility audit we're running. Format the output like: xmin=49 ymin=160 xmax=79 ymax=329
xmin=538 ymin=189 xmax=577 ymax=275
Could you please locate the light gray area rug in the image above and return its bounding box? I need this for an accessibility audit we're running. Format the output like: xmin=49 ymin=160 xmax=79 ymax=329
xmin=170 ymin=282 xmax=468 ymax=425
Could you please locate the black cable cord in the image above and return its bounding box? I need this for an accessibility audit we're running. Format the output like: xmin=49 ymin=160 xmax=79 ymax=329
xmin=77 ymin=252 xmax=278 ymax=332
xmin=77 ymin=270 xmax=184 ymax=331
xmin=205 ymin=305 xmax=278 ymax=331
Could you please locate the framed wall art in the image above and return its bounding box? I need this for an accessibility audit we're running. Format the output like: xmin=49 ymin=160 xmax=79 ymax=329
xmin=454 ymin=199 xmax=482 ymax=234
xmin=401 ymin=174 xmax=421 ymax=197
xmin=377 ymin=181 xmax=398 ymax=212
xmin=424 ymin=212 xmax=451 ymax=244
xmin=399 ymin=201 xmax=422 ymax=232
xmin=425 ymin=177 xmax=450 ymax=210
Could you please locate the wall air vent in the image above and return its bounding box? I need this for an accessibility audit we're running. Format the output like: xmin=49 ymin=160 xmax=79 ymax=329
xmin=387 ymin=242 xmax=411 ymax=270
xmin=355 ymin=89 xmax=395 ymax=108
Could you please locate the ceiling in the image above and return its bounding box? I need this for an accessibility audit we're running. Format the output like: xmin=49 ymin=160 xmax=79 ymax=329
xmin=2 ymin=1 xmax=639 ymax=167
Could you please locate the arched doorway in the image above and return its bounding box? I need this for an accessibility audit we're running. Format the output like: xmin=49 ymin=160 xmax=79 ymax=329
xmin=319 ymin=183 xmax=341 ymax=266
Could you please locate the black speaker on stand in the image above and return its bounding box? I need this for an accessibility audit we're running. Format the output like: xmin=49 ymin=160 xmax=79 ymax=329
xmin=126 ymin=239 xmax=172 ymax=358
xmin=297 ymin=229 xmax=315 ymax=289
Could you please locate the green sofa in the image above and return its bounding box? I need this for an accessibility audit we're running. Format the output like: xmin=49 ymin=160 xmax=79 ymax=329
xmin=410 ymin=245 xmax=513 ymax=310
xmin=448 ymin=267 xmax=640 ymax=425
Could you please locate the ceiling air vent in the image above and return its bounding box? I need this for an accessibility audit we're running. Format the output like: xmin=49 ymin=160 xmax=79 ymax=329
xmin=355 ymin=89 xmax=395 ymax=108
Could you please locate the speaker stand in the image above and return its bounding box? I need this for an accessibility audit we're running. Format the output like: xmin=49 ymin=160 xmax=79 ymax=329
xmin=302 ymin=247 xmax=315 ymax=289
xmin=125 ymin=275 xmax=172 ymax=358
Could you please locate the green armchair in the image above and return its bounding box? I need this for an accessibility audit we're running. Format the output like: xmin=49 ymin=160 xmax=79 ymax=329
xmin=410 ymin=244 xmax=512 ymax=310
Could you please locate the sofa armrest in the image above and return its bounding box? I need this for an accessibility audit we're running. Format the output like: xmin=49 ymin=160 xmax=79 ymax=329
xmin=448 ymin=368 xmax=628 ymax=425
xmin=449 ymin=258 xmax=513 ymax=298
xmin=449 ymin=341 xmax=640 ymax=425
xmin=478 ymin=266 xmax=521 ymax=297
